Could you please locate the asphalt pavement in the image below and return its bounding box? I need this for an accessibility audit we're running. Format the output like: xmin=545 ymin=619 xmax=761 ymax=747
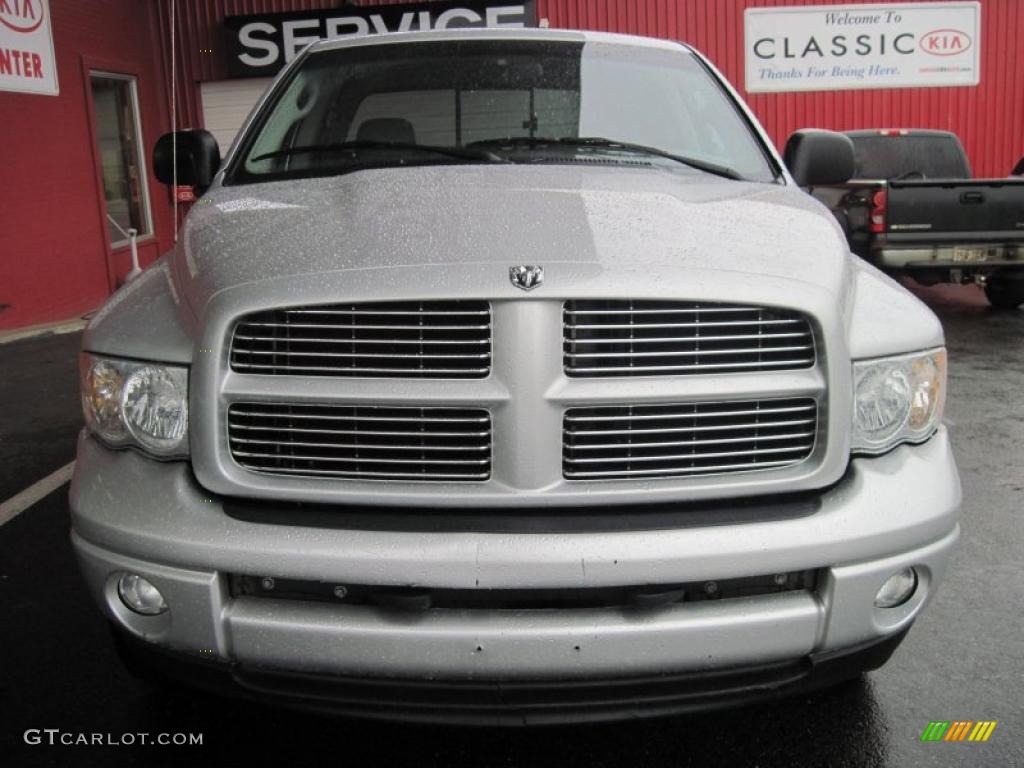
xmin=0 ymin=331 xmax=81 ymax=502
xmin=1 ymin=284 xmax=1022 ymax=767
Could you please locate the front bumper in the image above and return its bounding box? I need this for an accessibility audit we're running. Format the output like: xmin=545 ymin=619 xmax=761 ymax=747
xmin=109 ymin=623 xmax=909 ymax=725
xmin=70 ymin=429 xmax=960 ymax=719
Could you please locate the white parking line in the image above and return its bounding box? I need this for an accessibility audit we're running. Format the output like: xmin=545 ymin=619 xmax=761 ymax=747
xmin=0 ymin=461 xmax=76 ymax=527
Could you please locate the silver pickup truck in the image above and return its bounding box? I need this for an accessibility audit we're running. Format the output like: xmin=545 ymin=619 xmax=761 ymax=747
xmin=71 ymin=29 xmax=960 ymax=725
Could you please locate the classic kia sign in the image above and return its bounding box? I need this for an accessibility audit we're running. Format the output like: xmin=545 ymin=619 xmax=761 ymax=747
xmin=744 ymin=2 xmax=980 ymax=93
xmin=0 ymin=0 xmax=58 ymax=95
xmin=224 ymin=1 xmax=537 ymax=78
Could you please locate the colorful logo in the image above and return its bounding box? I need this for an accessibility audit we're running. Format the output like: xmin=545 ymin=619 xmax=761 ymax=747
xmin=921 ymin=721 xmax=997 ymax=742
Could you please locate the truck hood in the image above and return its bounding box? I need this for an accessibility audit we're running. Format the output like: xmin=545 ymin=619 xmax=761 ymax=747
xmin=174 ymin=163 xmax=849 ymax=313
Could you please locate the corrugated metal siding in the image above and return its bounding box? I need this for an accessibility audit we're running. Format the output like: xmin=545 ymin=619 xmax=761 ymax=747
xmin=539 ymin=0 xmax=1023 ymax=177
xmin=167 ymin=0 xmax=1022 ymax=175
xmin=0 ymin=0 xmax=175 ymax=329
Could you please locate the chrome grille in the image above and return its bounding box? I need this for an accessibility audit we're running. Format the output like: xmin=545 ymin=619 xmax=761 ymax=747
xmin=563 ymin=398 xmax=817 ymax=480
xmin=563 ymin=300 xmax=815 ymax=377
xmin=228 ymin=403 xmax=491 ymax=481
xmin=230 ymin=301 xmax=491 ymax=378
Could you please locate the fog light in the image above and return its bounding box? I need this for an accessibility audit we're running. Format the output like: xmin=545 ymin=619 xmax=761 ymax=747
xmin=874 ymin=567 xmax=918 ymax=608
xmin=117 ymin=573 xmax=168 ymax=615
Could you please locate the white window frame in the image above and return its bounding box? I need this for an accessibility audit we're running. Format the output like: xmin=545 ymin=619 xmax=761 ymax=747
xmin=90 ymin=71 xmax=153 ymax=247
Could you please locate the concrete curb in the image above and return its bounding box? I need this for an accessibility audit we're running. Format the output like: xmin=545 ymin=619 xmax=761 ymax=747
xmin=0 ymin=318 xmax=88 ymax=346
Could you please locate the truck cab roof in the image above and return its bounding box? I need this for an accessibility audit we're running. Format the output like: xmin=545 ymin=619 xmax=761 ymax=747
xmin=844 ymin=129 xmax=959 ymax=138
xmin=309 ymin=27 xmax=696 ymax=55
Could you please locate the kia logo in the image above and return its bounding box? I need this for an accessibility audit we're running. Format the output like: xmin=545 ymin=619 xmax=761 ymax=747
xmin=921 ymin=28 xmax=972 ymax=56
xmin=0 ymin=0 xmax=44 ymax=33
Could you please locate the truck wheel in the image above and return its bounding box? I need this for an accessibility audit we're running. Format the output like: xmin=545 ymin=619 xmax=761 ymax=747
xmin=984 ymin=279 xmax=1024 ymax=309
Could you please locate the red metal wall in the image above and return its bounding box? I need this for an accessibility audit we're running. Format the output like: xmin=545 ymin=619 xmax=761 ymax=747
xmin=539 ymin=0 xmax=1024 ymax=177
xmin=0 ymin=0 xmax=176 ymax=330
xmin=2 ymin=0 xmax=1021 ymax=330
xmin=163 ymin=0 xmax=1024 ymax=178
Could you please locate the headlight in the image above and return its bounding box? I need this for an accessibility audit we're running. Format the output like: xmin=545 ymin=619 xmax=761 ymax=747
xmin=852 ymin=348 xmax=946 ymax=455
xmin=80 ymin=354 xmax=189 ymax=457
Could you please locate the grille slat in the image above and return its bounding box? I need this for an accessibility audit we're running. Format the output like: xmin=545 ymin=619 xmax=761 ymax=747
xmin=235 ymin=350 xmax=491 ymax=360
xmin=571 ymin=431 xmax=815 ymax=450
xmin=282 ymin=309 xmax=491 ymax=317
xmin=230 ymin=438 xmax=490 ymax=452
xmin=567 ymin=359 xmax=815 ymax=375
xmin=563 ymin=398 xmax=817 ymax=481
xmin=243 ymin=322 xmax=491 ymax=331
xmin=565 ymin=307 xmax=777 ymax=315
xmin=228 ymin=403 xmax=492 ymax=482
xmin=230 ymin=467 xmax=489 ymax=481
xmin=570 ymin=345 xmax=812 ymax=359
xmin=567 ymin=445 xmax=812 ymax=464
xmin=564 ymin=300 xmax=815 ymax=377
xmin=234 ymin=335 xmax=491 ymax=346
xmin=564 ymin=319 xmax=805 ymax=330
xmin=228 ymin=424 xmax=490 ymax=438
xmin=566 ymin=332 xmax=812 ymax=345
xmin=228 ymin=410 xmax=488 ymax=424
xmin=231 ymin=301 xmax=492 ymax=378
xmin=563 ymin=459 xmax=802 ymax=480
xmin=565 ymin=404 xmax=815 ymax=422
xmin=570 ymin=419 xmax=816 ymax=437
xmin=232 ymin=451 xmax=492 ymax=466
xmin=227 ymin=364 xmax=492 ymax=375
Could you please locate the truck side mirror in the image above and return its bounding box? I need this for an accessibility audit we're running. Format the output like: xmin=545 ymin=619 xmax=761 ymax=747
xmin=783 ymin=129 xmax=855 ymax=187
xmin=153 ymin=130 xmax=221 ymax=191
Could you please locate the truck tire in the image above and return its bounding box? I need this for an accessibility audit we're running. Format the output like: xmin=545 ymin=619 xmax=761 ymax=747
xmin=984 ymin=279 xmax=1024 ymax=309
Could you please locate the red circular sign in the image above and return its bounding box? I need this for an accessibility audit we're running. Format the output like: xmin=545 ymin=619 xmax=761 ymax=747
xmin=921 ymin=28 xmax=973 ymax=57
xmin=0 ymin=0 xmax=44 ymax=34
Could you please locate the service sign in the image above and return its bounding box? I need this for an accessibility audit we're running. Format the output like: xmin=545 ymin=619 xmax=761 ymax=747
xmin=745 ymin=2 xmax=980 ymax=93
xmin=0 ymin=0 xmax=58 ymax=95
xmin=225 ymin=1 xmax=537 ymax=78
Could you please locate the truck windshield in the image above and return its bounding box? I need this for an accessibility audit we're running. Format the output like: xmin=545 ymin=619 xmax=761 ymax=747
xmin=229 ymin=39 xmax=776 ymax=184
xmin=849 ymin=134 xmax=972 ymax=180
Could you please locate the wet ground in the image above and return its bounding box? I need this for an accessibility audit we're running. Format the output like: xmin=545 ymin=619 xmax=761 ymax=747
xmin=1 ymin=283 xmax=1021 ymax=767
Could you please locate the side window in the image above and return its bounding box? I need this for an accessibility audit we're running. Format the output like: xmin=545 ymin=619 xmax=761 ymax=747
xmin=90 ymin=73 xmax=152 ymax=245
xmin=851 ymin=136 xmax=971 ymax=179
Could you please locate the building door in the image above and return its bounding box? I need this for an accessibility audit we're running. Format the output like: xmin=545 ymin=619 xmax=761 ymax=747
xmin=88 ymin=72 xmax=153 ymax=272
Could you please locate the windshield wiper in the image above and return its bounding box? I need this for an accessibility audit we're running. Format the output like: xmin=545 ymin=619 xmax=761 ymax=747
xmin=466 ymin=136 xmax=744 ymax=180
xmin=251 ymin=140 xmax=505 ymax=164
